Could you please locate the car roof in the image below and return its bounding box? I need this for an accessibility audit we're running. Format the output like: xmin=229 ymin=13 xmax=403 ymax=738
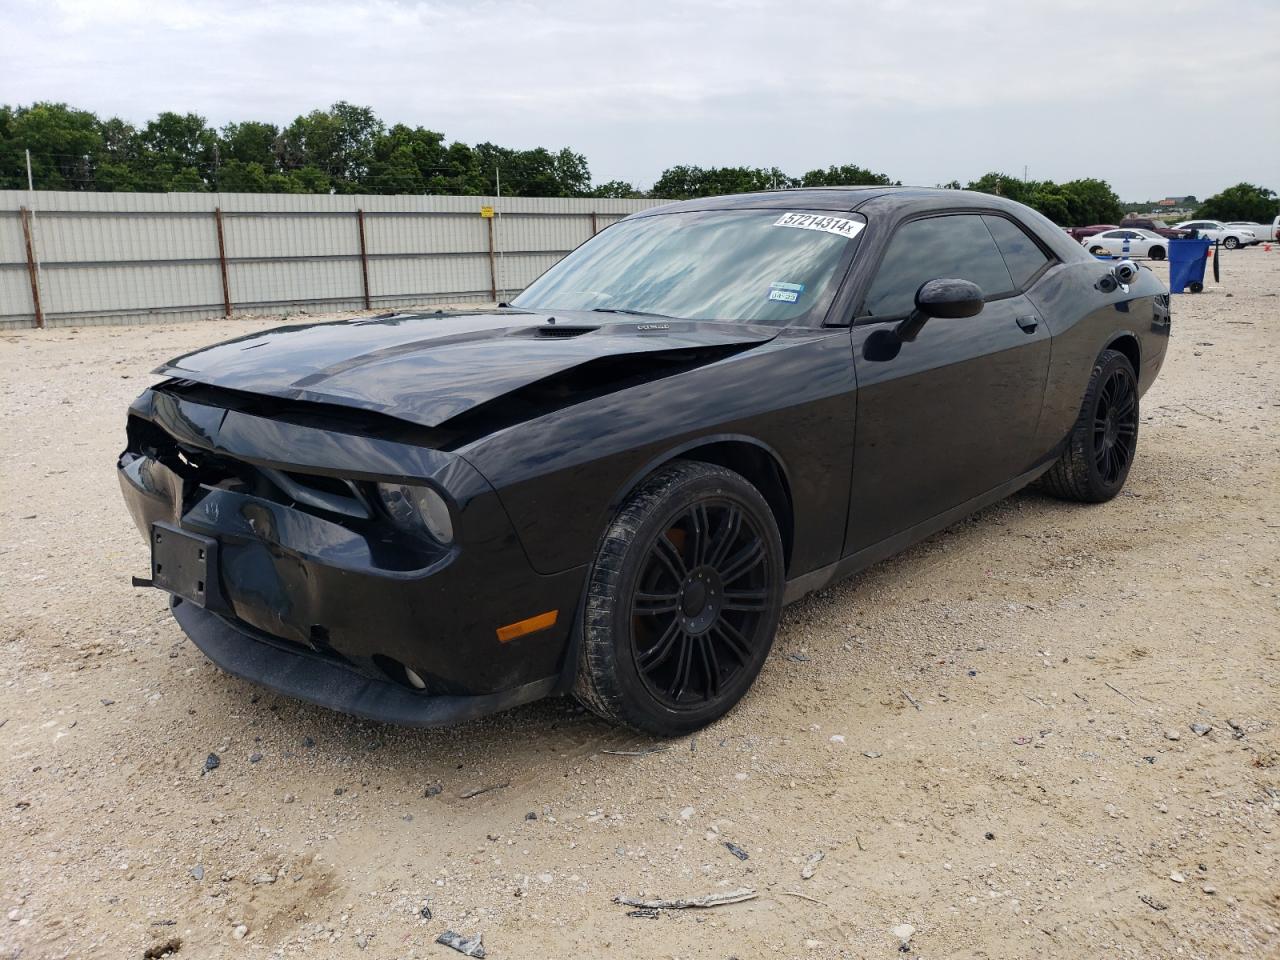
xmin=633 ymin=185 xmax=1026 ymax=217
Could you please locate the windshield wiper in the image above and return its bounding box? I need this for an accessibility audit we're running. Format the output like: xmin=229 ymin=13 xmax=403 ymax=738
xmin=590 ymin=308 xmax=679 ymax=320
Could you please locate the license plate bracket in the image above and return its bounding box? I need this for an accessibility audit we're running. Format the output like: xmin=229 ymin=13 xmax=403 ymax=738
xmin=151 ymin=522 xmax=222 ymax=609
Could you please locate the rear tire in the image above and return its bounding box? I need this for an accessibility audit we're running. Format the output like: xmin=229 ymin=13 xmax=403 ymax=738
xmin=1039 ymin=349 xmax=1139 ymax=503
xmin=1089 ymin=245 xmax=1105 ymax=256
xmin=1149 ymin=246 xmax=1166 ymax=260
xmin=574 ymin=461 xmax=784 ymax=736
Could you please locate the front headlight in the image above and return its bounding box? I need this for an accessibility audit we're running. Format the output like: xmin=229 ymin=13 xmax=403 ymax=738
xmin=377 ymin=483 xmax=454 ymax=544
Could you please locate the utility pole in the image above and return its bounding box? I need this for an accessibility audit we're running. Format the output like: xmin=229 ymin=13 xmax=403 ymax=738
xmin=25 ymin=149 xmax=43 ymax=286
xmin=494 ymin=166 xmax=504 ymax=303
xmin=23 ymin=148 xmax=45 ymax=328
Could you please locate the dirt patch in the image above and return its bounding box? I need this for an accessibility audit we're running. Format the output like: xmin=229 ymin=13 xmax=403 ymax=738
xmin=1 ymin=255 xmax=1278 ymax=958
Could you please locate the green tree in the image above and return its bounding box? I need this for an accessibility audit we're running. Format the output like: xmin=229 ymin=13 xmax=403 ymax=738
xmin=1058 ymin=178 xmax=1122 ymax=225
xmin=966 ymin=171 xmax=1035 ymax=205
xmin=219 ymin=121 xmax=279 ymax=166
xmin=589 ymin=179 xmax=639 ymax=198
xmin=1195 ymin=183 xmax=1278 ymax=222
xmin=139 ymin=112 xmax=216 ymax=188
xmin=217 ymin=159 xmax=270 ymax=192
xmin=0 ymin=102 xmax=103 ymax=189
xmin=800 ymin=163 xmax=893 ymax=187
xmin=278 ymin=102 xmax=382 ymax=190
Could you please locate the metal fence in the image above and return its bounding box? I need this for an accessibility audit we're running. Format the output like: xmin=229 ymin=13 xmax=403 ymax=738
xmin=0 ymin=191 xmax=666 ymax=329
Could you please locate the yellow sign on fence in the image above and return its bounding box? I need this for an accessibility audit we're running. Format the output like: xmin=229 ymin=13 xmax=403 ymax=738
xmin=480 ymin=206 xmax=494 ymax=219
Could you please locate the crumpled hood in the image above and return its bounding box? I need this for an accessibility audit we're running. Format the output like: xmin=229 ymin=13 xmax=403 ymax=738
xmin=156 ymin=311 xmax=780 ymax=428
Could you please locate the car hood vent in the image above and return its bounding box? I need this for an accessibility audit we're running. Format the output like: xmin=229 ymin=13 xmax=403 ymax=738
xmin=531 ymin=325 xmax=599 ymax=338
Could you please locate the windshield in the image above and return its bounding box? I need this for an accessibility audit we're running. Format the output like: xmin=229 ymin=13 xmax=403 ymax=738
xmin=511 ymin=209 xmax=864 ymax=324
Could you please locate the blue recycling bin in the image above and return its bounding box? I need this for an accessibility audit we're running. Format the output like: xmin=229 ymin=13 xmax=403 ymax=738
xmin=1168 ymin=237 xmax=1212 ymax=293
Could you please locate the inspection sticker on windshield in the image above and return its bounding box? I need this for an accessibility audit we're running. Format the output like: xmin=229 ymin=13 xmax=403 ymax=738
xmin=768 ymin=281 xmax=804 ymax=303
xmin=773 ymin=212 xmax=865 ymax=240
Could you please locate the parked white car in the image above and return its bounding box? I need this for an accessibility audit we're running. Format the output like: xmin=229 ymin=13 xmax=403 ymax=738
xmin=1225 ymin=220 xmax=1278 ymax=242
xmin=1174 ymin=220 xmax=1258 ymax=248
xmin=1082 ymin=228 xmax=1170 ymax=260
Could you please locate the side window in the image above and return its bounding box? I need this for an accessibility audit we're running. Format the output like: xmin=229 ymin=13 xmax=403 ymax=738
xmin=983 ymin=215 xmax=1053 ymax=288
xmin=861 ymin=214 xmax=1015 ymax=318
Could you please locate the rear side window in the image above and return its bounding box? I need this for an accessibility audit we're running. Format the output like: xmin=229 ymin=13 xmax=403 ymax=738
xmin=983 ymin=215 xmax=1052 ymax=288
xmin=861 ymin=214 xmax=1015 ymax=318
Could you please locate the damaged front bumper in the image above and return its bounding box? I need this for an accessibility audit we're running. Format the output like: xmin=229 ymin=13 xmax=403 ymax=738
xmin=118 ymin=385 xmax=585 ymax=725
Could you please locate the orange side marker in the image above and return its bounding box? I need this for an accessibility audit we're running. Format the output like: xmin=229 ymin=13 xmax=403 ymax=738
xmin=496 ymin=610 xmax=558 ymax=643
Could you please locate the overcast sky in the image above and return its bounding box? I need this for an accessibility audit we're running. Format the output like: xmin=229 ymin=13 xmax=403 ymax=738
xmin=4 ymin=0 xmax=1278 ymax=200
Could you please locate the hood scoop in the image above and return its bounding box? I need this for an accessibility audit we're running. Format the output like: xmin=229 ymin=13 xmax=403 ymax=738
xmin=523 ymin=324 xmax=600 ymax=339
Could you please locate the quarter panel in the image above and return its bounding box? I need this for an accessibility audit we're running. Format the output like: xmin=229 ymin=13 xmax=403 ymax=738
xmin=1027 ymin=262 xmax=1167 ymax=451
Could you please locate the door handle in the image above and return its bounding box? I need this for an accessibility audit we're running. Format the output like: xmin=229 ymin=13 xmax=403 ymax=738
xmin=1016 ymin=315 xmax=1039 ymax=333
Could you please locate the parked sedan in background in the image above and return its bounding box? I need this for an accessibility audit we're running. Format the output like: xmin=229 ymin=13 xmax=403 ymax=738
xmin=1225 ymin=220 xmax=1278 ymax=242
xmin=1174 ymin=220 xmax=1257 ymax=248
xmin=1084 ymin=228 xmax=1169 ymax=260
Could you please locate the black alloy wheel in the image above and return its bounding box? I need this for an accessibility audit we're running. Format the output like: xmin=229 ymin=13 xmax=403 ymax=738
xmin=1039 ymin=349 xmax=1140 ymax=503
xmin=631 ymin=499 xmax=770 ymax=708
xmin=1092 ymin=365 xmax=1138 ymax=487
xmin=574 ymin=461 xmax=784 ymax=735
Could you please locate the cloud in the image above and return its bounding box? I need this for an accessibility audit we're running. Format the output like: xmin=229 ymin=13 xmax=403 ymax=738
xmin=3 ymin=0 xmax=1278 ymax=198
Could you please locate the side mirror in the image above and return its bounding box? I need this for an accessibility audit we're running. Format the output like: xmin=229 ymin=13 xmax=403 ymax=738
xmin=897 ymin=278 xmax=984 ymax=342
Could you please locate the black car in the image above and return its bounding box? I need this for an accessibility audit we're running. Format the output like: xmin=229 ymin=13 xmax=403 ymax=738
xmin=119 ymin=187 xmax=1170 ymax=735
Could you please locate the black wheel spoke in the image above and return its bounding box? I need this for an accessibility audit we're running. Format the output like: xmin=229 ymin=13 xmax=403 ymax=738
xmin=697 ymin=637 xmax=720 ymax=698
xmin=720 ymin=539 xmax=765 ymax=585
xmin=666 ymin=632 xmax=694 ymax=700
xmin=634 ymin=590 xmax=680 ymax=616
xmin=722 ymin=588 xmax=769 ymax=612
xmin=653 ymin=534 xmax=688 ymax=582
xmin=638 ymin=619 xmax=680 ymax=670
xmin=711 ymin=620 xmax=753 ymax=666
xmin=690 ymin=504 xmax=711 ymax=567
xmin=707 ymin=506 xmax=742 ymax=568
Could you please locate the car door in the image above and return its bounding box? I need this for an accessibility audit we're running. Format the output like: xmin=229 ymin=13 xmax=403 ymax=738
xmin=844 ymin=212 xmax=1053 ymax=552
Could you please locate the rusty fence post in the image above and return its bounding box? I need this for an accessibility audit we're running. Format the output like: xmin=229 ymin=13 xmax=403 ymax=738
xmin=213 ymin=207 xmax=232 ymax=318
xmin=356 ymin=208 xmax=372 ymax=310
xmin=487 ymin=215 xmax=498 ymax=301
xmin=19 ymin=207 xmax=44 ymax=329
xmin=590 ymin=211 xmax=598 ymax=236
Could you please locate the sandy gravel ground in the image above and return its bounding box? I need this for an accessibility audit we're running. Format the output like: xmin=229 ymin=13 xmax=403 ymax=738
xmin=1 ymin=252 xmax=1278 ymax=960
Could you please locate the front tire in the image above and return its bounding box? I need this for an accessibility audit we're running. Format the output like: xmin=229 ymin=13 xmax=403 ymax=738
xmin=574 ymin=461 xmax=784 ymax=735
xmin=1149 ymin=245 xmax=1166 ymax=260
xmin=1040 ymin=349 xmax=1139 ymax=503
xmin=1223 ymin=236 xmax=1239 ymax=250
xmin=1089 ymin=245 xmax=1105 ymax=256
